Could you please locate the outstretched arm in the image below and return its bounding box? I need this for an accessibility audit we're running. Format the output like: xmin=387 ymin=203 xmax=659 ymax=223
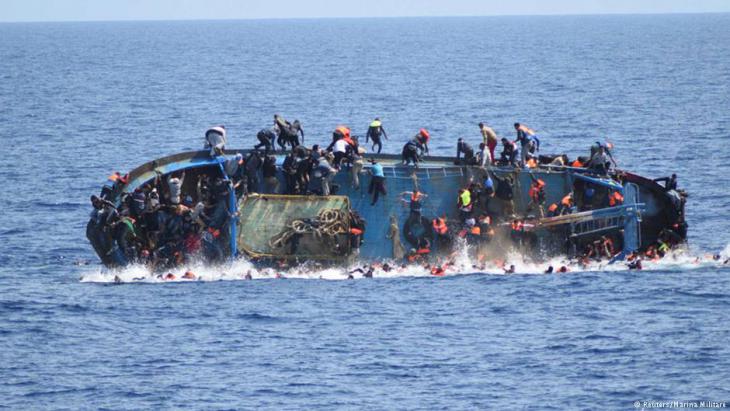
xmin=381 ymin=127 xmax=388 ymax=140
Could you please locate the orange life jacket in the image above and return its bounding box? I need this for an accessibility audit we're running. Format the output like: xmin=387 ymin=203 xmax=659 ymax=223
xmin=419 ymin=128 xmax=430 ymax=141
xmin=417 ymin=248 xmax=430 ymax=255
xmin=432 ymin=218 xmax=448 ymax=235
xmin=561 ymin=194 xmax=573 ymax=207
xmin=350 ymin=228 xmax=363 ymax=235
xmin=511 ymin=221 xmax=524 ymax=231
xmin=609 ymin=191 xmax=624 ymax=206
xmin=571 ymin=160 xmax=584 ymax=168
xmin=335 ymin=126 xmax=351 ymax=139
xmin=526 ymin=158 xmax=538 ymax=168
xmin=548 ymin=203 xmax=558 ymax=212
xmin=470 ymin=226 xmax=481 ymax=235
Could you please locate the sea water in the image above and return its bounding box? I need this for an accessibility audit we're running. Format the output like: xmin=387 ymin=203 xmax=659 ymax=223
xmin=1 ymin=15 xmax=729 ymax=409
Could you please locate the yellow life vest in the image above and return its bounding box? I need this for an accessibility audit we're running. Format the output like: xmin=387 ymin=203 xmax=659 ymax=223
xmin=370 ymin=120 xmax=381 ymax=128
xmin=460 ymin=190 xmax=471 ymax=207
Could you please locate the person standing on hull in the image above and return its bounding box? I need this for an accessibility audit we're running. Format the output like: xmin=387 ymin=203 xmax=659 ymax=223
xmin=366 ymin=118 xmax=388 ymax=154
xmin=479 ymin=123 xmax=498 ymax=164
xmin=514 ymin=123 xmax=539 ymax=165
xmin=205 ymin=125 xmax=227 ymax=157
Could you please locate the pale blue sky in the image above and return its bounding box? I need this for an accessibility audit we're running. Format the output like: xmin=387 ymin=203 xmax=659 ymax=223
xmin=1 ymin=0 xmax=729 ymax=22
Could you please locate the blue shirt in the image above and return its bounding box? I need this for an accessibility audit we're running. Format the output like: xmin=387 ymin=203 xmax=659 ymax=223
xmin=371 ymin=163 xmax=384 ymax=177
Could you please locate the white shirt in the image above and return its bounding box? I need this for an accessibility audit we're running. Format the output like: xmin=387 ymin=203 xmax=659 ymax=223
xmin=333 ymin=139 xmax=348 ymax=153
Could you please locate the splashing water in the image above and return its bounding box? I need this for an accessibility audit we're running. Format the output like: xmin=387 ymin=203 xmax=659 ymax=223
xmin=78 ymin=242 xmax=730 ymax=284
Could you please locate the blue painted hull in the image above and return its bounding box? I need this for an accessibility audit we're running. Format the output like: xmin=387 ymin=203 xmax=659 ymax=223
xmin=90 ymin=150 xmax=687 ymax=267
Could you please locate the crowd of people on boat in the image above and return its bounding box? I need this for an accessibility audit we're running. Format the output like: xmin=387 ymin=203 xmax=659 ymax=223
xmin=88 ymin=168 xmax=235 ymax=270
xmin=90 ymin=114 xmax=688 ymax=273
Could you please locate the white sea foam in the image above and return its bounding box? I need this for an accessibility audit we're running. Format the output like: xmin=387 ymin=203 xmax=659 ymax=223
xmin=78 ymin=243 xmax=729 ymax=284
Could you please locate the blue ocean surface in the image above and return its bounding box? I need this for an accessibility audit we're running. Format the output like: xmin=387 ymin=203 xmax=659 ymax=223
xmin=1 ymin=14 xmax=730 ymax=409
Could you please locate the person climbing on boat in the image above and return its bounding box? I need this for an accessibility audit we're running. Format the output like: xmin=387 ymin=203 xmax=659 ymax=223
xmin=527 ymin=174 xmax=547 ymax=218
xmin=456 ymin=138 xmax=475 ymax=165
xmin=327 ymin=125 xmax=350 ymax=151
xmin=401 ymin=139 xmax=421 ymax=166
xmin=499 ymin=138 xmax=519 ymax=167
xmin=368 ymin=159 xmax=387 ymax=206
xmin=415 ymin=128 xmax=430 ymax=155
xmin=457 ymin=187 xmax=473 ymax=222
xmin=559 ymin=192 xmax=575 ymax=215
xmin=514 ymin=123 xmax=539 ymax=164
xmin=254 ymin=128 xmax=276 ymax=154
xmin=204 ymin=125 xmax=227 ymax=157
xmin=366 ymin=118 xmax=388 ymax=154
xmin=493 ymin=173 xmax=515 ymax=216
xmin=400 ymin=190 xmax=427 ymax=216
xmin=479 ymin=122 xmax=498 ymax=164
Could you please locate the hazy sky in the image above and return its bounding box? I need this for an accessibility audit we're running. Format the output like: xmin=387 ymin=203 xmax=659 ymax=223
xmin=1 ymin=0 xmax=729 ymax=22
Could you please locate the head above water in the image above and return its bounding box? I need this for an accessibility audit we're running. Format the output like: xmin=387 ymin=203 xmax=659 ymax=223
xmin=514 ymin=123 xmax=521 ymax=129
xmin=478 ymin=122 xmax=484 ymax=128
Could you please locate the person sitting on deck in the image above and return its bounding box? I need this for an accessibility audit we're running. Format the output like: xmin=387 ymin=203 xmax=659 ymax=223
xmin=456 ymin=138 xmax=475 ymax=165
xmin=204 ymin=125 xmax=227 ymax=157
xmin=366 ymin=118 xmax=388 ymax=154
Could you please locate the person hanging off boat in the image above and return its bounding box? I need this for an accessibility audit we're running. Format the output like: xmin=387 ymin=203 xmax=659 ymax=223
xmin=457 ymin=187 xmax=473 ymax=222
xmin=401 ymin=129 xmax=430 ymax=167
xmin=368 ymin=159 xmax=387 ymax=206
xmin=527 ymin=174 xmax=547 ymax=218
xmin=204 ymin=125 xmax=227 ymax=157
xmin=559 ymin=192 xmax=575 ymax=215
xmin=479 ymin=122 xmax=498 ymax=165
xmin=366 ymin=117 xmax=388 ymax=154
xmin=455 ymin=138 xmax=475 ymax=165
xmin=400 ymin=190 xmax=427 ymax=216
